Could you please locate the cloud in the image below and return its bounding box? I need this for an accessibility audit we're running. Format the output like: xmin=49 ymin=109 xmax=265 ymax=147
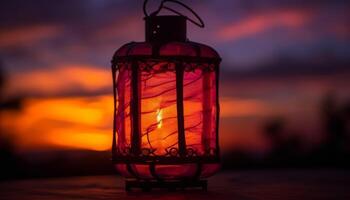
xmin=93 ymin=15 xmax=143 ymax=43
xmin=220 ymin=56 xmax=350 ymax=80
xmin=327 ymin=19 xmax=350 ymax=40
xmin=0 ymin=94 xmax=270 ymax=152
xmin=221 ymin=98 xmax=269 ymax=118
xmin=0 ymin=95 xmax=113 ymax=151
xmin=0 ymin=25 xmax=63 ymax=48
xmin=44 ymin=130 xmax=111 ymax=151
xmin=218 ymin=9 xmax=310 ymax=42
xmin=5 ymin=64 xmax=111 ymax=97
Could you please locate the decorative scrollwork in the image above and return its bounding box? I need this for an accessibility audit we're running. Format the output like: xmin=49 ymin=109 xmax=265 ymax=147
xmin=170 ymin=148 xmax=179 ymax=157
xmin=114 ymin=147 xmax=133 ymax=157
xmin=186 ymin=148 xmax=197 ymax=157
xmin=141 ymin=148 xmax=157 ymax=157
xmin=116 ymin=147 xmax=216 ymax=158
xmin=141 ymin=148 xmax=151 ymax=156
xmin=117 ymin=60 xmax=217 ymax=73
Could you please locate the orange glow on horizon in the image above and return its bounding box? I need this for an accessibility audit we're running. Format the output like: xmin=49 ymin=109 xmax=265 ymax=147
xmin=0 ymin=95 xmax=113 ymax=152
xmin=45 ymin=130 xmax=111 ymax=151
xmin=0 ymin=94 xmax=270 ymax=152
xmin=221 ymin=98 xmax=269 ymax=117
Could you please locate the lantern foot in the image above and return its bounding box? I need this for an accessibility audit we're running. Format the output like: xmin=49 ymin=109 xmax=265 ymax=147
xmin=125 ymin=179 xmax=208 ymax=191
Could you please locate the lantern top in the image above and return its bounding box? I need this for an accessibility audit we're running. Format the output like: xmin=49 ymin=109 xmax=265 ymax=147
xmin=111 ymin=0 xmax=221 ymax=64
xmin=113 ymin=41 xmax=221 ymax=63
xmin=145 ymin=15 xmax=187 ymax=43
xmin=142 ymin=0 xmax=205 ymax=44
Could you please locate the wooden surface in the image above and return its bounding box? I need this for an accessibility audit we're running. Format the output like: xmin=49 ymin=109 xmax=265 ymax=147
xmin=0 ymin=170 xmax=349 ymax=200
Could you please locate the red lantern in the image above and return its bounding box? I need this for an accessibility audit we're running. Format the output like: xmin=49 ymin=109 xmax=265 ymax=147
xmin=111 ymin=0 xmax=221 ymax=190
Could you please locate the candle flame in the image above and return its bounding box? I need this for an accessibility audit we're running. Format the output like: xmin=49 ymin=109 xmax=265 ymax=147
xmin=156 ymin=108 xmax=163 ymax=129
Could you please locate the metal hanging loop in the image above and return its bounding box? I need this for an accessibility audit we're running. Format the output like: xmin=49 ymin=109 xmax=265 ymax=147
xmin=143 ymin=0 xmax=205 ymax=28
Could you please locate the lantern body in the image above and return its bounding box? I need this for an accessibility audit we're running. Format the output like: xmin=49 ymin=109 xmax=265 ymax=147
xmin=111 ymin=16 xmax=221 ymax=181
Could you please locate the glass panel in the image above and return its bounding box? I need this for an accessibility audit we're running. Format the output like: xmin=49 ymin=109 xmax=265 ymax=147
xmin=116 ymin=64 xmax=132 ymax=152
xmin=206 ymin=70 xmax=217 ymax=150
xmin=140 ymin=62 xmax=178 ymax=156
xmin=183 ymin=68 xmax=204 ymax=155
xmin=183 ymin=66 xmax=217 ymax=155
xmin=159 ymin=42 xmax=197 ymax=56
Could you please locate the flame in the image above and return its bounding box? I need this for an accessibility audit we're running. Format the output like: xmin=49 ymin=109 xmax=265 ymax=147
xmin=156 ymin=108 xmax=163 ymax=129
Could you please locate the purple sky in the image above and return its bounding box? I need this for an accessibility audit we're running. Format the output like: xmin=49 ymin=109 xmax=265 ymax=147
xmin=0 ymin=0 xmax=349 ymax=152
xmin=0 ymin=0 xmax=349 ymax=74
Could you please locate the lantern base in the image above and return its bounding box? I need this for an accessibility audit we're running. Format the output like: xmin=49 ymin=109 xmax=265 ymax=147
xmin=125 ymin=179 xmax=208 ymax=192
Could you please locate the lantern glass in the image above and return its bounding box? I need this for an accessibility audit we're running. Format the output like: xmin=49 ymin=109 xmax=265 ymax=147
xmin=111 ymin=8 xmax=222 ymax=184
xmin=112 ymin=41 xmax=220 ymax=180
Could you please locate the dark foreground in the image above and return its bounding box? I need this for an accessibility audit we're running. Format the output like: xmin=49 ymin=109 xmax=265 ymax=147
xmin=0 ymin=170 xmax=349 ymax=200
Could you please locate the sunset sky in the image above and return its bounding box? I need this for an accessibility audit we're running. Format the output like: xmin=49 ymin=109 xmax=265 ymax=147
xmin=0 ymin=0 xmax=349 ymax=154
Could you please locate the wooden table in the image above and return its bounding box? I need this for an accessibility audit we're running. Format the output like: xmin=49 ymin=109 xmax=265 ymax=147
xmin=0 ymin=170 xmax=349 ymax=200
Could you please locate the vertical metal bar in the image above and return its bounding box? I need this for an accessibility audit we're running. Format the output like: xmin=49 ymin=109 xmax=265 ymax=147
xmin=131 ymin=62 xmax=141 ymax=155
xmin=111 ymin=63 xmax=117 ymax=158
xmin=176 ymin=63 xmax=186 ymax=156
xmin=215 ymin=64 xmax=220 ymax=157
xmin=127 ymin=163 xmax=139 ymax=179
xmin=202 ymin=70 xmax=211 ymax=153
xmin=194 ymin=163 xmax=203 ymax=180
xmin=149 ymin=162 xmax=162 ymax=181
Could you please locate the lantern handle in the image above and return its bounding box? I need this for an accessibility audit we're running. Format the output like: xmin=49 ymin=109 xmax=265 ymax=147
xmin=143 ymin=0 xmax=205 ymax=28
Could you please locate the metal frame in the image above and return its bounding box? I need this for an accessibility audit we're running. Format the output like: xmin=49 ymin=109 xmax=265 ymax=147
xmin=125 ymin=179 xmax=207 ymax=191
xmin=110 ymin=1 xmax=221 ymax=190
xmin=114 ymin=55 xmax=221 ymax=66
xmin=112 ymin=56 xmax=220 ymax=159
xmin=111 ymin=55 xmax=221 ymax=186
xmin=113 ymin=154 xmax=219 ymax=164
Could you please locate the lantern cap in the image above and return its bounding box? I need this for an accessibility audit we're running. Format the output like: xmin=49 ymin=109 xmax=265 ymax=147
xmin=145 ymin=15 xmax=187 ymax=43
xmin=143 ymin=0 xmax=205 ymax=43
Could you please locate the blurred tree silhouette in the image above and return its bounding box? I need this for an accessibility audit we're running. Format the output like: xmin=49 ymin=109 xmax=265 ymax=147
xmin=0 ymin=61 xmax=22 ymax=110
xmin=263 ymin=117 xmax=302 ymax=167
xmin=319 ymin=93 xmax=350 ymax=166
xmin=263 ymin=117 xmax=285 ymax=145
xmin=0 ymin=61 xmax=22 ymax=180
xmin=0 ymin=61 xmax=3 ymax=97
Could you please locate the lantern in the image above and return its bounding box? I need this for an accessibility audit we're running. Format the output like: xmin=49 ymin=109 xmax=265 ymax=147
xmin=111 ymin=0 xmax=221 ymax=190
